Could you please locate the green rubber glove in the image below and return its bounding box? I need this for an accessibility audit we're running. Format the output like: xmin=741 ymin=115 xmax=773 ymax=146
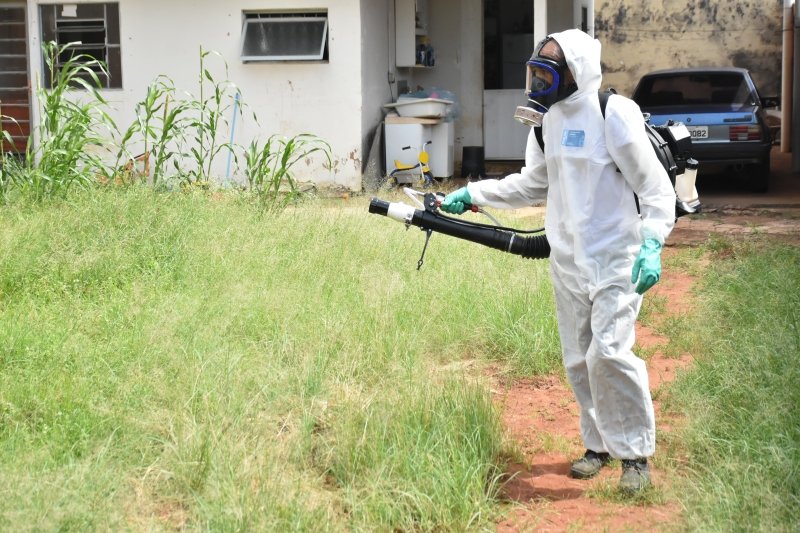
xmin=440 ymin=187 xmax=472 ymax=214
xmin=631 ymin=238 xmax=662 ymax=294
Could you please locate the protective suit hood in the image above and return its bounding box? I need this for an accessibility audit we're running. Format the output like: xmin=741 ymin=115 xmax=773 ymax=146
xmin=550 ymin=29 xmax=602 ymax=100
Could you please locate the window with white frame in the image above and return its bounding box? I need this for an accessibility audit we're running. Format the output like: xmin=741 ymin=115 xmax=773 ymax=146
xmin=39 ymin=3 xmax=122 ymax=89
xmin=240 ymin=11 xmax=329 ymax=62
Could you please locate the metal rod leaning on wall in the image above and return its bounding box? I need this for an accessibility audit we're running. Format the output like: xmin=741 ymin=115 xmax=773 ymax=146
xmin=793 ymin=0 xmax=800 ymax=171
xmin=782 ymin=0 xmax=794 ymax=153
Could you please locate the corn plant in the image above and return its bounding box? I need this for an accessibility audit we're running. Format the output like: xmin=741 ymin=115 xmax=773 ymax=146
xmin=242 ymin=133 xmax=331 ymax=211
xmin=184 ymin=47 xmax=240 ymax=186
xmin=113 ymin=50 xmax=236 ymax=189
xmin=19 ymin=41 xmax=117 ymax=200
xmin=115 ymin=76 xmax=189 ymax=187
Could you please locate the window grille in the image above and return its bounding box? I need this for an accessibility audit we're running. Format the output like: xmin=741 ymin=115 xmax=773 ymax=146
xmin=241 ymin=12 xmax=329 ymax=62
xmin=39 ymin=3 xmax=122 ymax=89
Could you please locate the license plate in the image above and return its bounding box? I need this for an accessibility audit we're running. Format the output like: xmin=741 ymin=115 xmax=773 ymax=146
xmin=687 ymin=126 xmax=708 ymax=139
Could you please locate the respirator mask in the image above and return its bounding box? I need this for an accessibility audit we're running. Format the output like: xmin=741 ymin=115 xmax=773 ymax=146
xmin=514 ymin=37 xmax=577 ymax=127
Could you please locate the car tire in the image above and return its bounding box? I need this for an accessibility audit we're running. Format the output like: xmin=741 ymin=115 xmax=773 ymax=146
xmin=749 ymin=157 xmax=770 ymax=193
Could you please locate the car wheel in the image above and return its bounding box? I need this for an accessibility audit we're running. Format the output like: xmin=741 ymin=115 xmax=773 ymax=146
xmin=749 ymin=157 xmax=770 ymax=193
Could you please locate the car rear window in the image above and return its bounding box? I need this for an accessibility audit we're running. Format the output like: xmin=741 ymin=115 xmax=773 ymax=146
xmin=634 ymin=72 xmax=755 ymax=108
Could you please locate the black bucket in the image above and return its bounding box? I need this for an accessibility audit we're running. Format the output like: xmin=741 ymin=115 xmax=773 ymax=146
xmin=461 ymin=146 xmax=485 ymax=179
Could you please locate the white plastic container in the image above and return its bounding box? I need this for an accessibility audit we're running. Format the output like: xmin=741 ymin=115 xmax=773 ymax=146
xmin=384 ymin=97 xmax=453 ymax=118
xmin=675 ymin=158 xmax=699 ymax=203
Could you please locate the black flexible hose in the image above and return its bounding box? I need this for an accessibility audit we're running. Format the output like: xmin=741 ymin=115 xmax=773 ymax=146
xmin=368 ymin=198 xmax=550 ymax=260
xmin=508 ymin=233 xmax=551 ymax=259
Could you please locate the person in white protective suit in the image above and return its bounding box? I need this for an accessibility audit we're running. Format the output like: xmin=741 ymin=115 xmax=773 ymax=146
xmin=441 ymin=29 xmax=676 ymax=492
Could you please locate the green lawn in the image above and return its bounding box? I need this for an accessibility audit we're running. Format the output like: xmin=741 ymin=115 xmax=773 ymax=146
xmin=0 ymin=189 xmax=558 ymax=531
xmin=1 ymin=189 xmax=797 ymax=531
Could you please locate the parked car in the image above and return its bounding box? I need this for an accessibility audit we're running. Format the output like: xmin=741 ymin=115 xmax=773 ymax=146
xmin=631 ymin=67 xmax=776 ymax=192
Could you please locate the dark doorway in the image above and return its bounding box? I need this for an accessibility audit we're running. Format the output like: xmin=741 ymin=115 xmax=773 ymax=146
xmin=483 ymin=0 xmax=534 ymax=90
xmin=483 ymin=0 xmax=535 ymax=160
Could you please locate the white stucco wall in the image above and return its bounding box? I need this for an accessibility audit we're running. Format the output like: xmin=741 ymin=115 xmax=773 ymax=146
xmin=25 ymin=0 xmax=366 ymax=189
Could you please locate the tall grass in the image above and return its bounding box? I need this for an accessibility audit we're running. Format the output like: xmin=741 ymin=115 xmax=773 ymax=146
xmin=319 ymin=380 xmax=505 ymax=530
xmin=669 ymin=238 xmax=800 ymax=531
xmin=0 ymin=190 xmax=559 ymax=530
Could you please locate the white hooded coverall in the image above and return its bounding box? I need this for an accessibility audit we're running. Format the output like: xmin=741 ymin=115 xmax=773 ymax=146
xmin=466 ymin=29 xmax=676 ymax=459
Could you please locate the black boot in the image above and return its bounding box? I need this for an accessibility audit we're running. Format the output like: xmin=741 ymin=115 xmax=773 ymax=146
xmin=570 ymin=450 xmax=611 ymax=479
xmin=620 ymin=458 xmax=651 ymax=493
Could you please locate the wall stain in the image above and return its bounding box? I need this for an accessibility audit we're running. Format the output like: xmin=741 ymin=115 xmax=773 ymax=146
xmin=614 ymin=5 xmax=628 ymax=26
xmin=595 ymin=0 xmax=782 ymax=96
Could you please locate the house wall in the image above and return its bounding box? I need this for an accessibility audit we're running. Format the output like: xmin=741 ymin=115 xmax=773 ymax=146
xmin=17 ymin=1 xmax=787 ymax=187
xmin=596 ymin=0 xmax=784 ymax=97
xmin=25 ymin=0 xmax=366 ymax=189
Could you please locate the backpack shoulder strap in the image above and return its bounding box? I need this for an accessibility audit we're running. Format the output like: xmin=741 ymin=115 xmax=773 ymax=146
xmin=598 ymin=88 xmax=640 ymax=214
xmin=534 ymin=126 xmax=544 ymax=152
xmin=598 ymin=88 xmax=617 ymax=119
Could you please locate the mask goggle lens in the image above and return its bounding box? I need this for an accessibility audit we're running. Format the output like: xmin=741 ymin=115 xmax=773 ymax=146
xmin=525 ymin=61 xmax=560 ymax=99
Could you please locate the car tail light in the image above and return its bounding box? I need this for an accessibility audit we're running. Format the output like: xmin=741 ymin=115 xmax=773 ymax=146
xmin=729 ymin=125 xmax=761 ymax=141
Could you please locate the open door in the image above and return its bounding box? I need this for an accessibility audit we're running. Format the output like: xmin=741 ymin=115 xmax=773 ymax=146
xmin=0 ymin=4 xmax=31 ymax=155
xmin=482 ymin=0 xmax=534 ymax=161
